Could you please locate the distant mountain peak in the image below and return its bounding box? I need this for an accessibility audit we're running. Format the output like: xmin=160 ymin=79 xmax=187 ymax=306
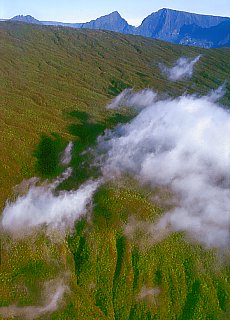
xmin=109 ymin=11 xmax=121 ymax=17
xmin=159 ymin=8 xmax=169 ymax=12
xmin=94 ymin=11 xmax=124 ymax=22
xmin=13 ymin=14 xmax=31 ymax=18
xmin=11 ymin=15 xmax=42 ymax=25
xmin=82 ymin=10 xmax=134 ymax=33
xmin=6 ymin=9 xmax=230 ymax=49
xmin=137 ymin=8 xmax=229 ymax=42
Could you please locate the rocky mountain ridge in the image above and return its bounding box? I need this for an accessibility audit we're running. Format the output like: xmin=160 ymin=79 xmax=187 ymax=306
xmin=9 ymin=9 xmax=230 ymax=48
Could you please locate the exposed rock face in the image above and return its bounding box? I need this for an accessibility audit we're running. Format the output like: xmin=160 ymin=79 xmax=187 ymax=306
xmin=178 ymin=20 xmax=230 ymax=48
xmin=10 ymin=9 xmax=230 ymax=48
xmin=135 ymin=8 xmax=228 ymax=42
xmin=81 ymin=11 xmax=135 ymax=34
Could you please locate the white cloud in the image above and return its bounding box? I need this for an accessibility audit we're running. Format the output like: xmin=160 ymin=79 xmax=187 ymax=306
xmin=107 ymin=88 xmax=157 ymax=110
xmin=2 ymin=85 xmax=229 ymax=249
xmin=98 ymin=86 xmax=230 ymax=248
xmin=60 ymin=142 xmax=74 ymax=166
xmin=0 ymin=279 xmax=67 ymax=319
xmin=1 ymin=136 xmax=101 ymax=236
xmin=1 ymin=169 xmax=100 ymax=235
xmin=159 ymin=55 xmax=202 ymax=81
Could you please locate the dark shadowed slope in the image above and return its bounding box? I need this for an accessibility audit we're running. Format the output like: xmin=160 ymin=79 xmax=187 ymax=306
xmin=178 ymin=20 xmax=230 ymax=48
xmin=135 ymin=8 xmax=229 ymax=42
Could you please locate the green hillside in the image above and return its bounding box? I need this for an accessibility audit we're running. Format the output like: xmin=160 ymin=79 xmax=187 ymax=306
xmin=0 ymin=21 xmax=230 ymax=207
xmin=0 ymin=22 xmax=229 ymax=319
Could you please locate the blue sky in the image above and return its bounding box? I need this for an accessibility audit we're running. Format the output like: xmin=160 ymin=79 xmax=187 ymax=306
xmin=1 ymin=0 xmax=229 ymax=25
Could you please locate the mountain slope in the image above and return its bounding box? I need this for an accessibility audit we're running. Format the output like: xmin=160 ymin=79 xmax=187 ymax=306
xmin=10 ymin=9 xmax=230 ymax=48
xmin=13 ymin=11 xmax=134 ymax=33
xmin=0 ymin=20 xmax=230 ymax=206
xmin=135 ymin=8 xmax=229 ymax=42
xmin=81 ymin=11 xmax=134 ymax=33
xmin=178 ymin=20 xmax=230 ymax=48
xmin=0 ymin=22 xmax=229 ymax=320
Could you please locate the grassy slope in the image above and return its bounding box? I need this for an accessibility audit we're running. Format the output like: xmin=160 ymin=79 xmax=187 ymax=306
xmin=0 ymin=21 xmax=229 ymax=207
xmin=0 ymin=22 xmax=229 ymax=319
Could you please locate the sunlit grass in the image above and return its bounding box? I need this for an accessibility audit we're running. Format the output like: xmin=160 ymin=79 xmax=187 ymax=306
xmin=0 ymin=22 xmax=229 ymax=319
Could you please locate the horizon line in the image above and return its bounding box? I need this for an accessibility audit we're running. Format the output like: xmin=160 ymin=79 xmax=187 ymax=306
xmin=2 ymin=8 xmax=230 ymax=27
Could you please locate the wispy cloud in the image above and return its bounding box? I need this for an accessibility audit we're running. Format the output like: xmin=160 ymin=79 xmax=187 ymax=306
xmin=0 ymin=278 xmax=67 ymax=319
xmin=159 ymin=55 xmax=202 ymax=81
xmin=107 ymin=88 xmax=157 ymax=110
xmin=1 ymin=177 xmax=100 ymax=235
xmin=138 ymin=286 xmax=160 ymax=302
xmin=60 ymin=142 xmax=74 ymax=166
xmin=1 ymin=143 xmax=101 ymax=236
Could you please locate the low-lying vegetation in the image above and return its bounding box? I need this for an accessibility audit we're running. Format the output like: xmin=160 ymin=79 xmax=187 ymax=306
xmin=0 ymin=22 xmax=229 ymax=319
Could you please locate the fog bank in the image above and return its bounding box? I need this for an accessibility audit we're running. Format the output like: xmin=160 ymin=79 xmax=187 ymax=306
xmin=98 ymin=87 xmax=230 ymax=248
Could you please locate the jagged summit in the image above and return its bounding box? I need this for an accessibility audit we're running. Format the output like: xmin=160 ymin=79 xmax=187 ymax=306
xmin=81 ymin=11 xmax=135 ymax=34
xmin=6 ymin=9 xmax=230 ymax=48
xmin=109 ymin=11 xmax=121 ymax=17
xmin=136 ymin=8 xmax=229 ymax=42
xmin=11 ymin=15 xmax=42 ymax=25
